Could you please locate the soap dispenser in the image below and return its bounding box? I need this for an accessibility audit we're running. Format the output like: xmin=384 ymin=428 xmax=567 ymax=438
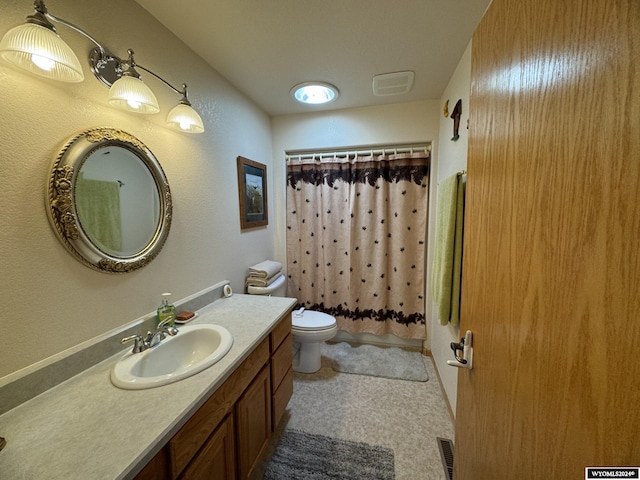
xmin=157 ymin=292 xmax=176 ymax=327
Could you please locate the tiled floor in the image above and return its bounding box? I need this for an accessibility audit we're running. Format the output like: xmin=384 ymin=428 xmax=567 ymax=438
xmin=257 ymin=344 xmax=455 ymax=479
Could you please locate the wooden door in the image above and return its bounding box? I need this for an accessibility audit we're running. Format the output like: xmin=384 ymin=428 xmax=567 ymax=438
xmin=455 ymin=0 xmax=640 ymax=478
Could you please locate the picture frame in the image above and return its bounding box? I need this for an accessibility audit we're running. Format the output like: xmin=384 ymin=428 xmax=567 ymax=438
xmin=236 ymin=156 xmax=268 ymax=229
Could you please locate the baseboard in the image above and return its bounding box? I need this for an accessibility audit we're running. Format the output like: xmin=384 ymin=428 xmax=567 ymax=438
xmin=427 ymin=351 xmax=456 ymax=423
xmin=332 ymin=330 xmax=423 ymax=350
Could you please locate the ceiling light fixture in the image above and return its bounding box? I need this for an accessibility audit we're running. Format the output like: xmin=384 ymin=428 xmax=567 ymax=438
xmin=291 ymin=82 xmax=339 ymax=105
xmin=0 ymin=0 xmax=204 ymax=134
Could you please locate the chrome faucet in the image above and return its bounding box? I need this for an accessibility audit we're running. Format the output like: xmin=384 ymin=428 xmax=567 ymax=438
xmin=121 ymin=317 xmax=179 ymax=353
xmin=147 ymin=317 xmax=179 ymax=347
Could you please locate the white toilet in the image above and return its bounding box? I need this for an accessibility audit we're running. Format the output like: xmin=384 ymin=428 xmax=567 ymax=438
xmin=247 ymin=274 xmax=337 ymax=373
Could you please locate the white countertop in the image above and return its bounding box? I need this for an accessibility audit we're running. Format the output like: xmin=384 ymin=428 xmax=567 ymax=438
xmin=0 ymin=294 xmax=296 ymax=480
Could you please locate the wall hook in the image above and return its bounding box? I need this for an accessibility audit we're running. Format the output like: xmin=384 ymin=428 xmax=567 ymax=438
xmin=450 ymin=99 xmax=462 ymax=141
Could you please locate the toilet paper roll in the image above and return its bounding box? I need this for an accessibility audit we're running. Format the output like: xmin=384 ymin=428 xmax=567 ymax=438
xmin=223 ymin=285 xmax=233 ymax=297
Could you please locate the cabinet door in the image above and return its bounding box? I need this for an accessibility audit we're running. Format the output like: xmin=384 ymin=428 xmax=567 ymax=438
xmin=179 ymin=414 xmax=236 ymax=480
xmin=235 ymin=365 xmax=272 ymax=480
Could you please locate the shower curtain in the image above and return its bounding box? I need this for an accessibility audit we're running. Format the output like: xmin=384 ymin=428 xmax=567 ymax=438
xmin=286 ymin=148 xmax=430 ymax=339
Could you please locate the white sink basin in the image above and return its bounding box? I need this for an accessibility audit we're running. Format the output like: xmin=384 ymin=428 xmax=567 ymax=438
xmin=111 ymin=324 xmax=233 ymax=390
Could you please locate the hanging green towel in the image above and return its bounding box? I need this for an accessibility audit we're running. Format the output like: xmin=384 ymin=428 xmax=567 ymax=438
xmin=75 ymin=174 xmax=122 ymax=253
xmin=431 ymin=173 xmax=465 ymax=326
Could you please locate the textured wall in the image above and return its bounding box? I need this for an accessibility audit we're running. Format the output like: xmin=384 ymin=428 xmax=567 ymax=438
xmin=0 ymin=0 xmax=274 ymax=378
xmin=429 ymin=42 xmax=473 ymax=416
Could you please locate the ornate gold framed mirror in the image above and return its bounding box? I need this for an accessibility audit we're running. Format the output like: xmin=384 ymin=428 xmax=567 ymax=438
xmin=47 ymin=127 xmax=172 ymax=273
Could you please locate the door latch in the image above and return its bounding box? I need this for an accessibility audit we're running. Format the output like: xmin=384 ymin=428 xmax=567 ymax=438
xmin=447 ymin=330 xmax=473 ymax=370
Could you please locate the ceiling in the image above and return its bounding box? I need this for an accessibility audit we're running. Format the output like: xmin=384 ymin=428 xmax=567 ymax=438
xmin=135 ymin=0 xmax=491 ymax=117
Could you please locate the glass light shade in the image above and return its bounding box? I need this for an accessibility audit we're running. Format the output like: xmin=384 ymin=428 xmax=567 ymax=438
xmin=166 ymin=103 xmax=204 ymax=133
xmin=291 ymin=82 xmax=339 ymax=105
xmin=108 ymin=75 xmax=160 ymax=114
xmin=0 ymin=23 xmax=84 ymax=83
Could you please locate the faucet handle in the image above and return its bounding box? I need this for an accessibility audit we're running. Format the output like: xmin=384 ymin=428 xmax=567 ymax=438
xmin=121 ymin=334 xmax=147 ymax=353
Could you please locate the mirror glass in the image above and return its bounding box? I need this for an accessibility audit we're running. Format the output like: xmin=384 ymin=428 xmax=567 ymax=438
xmin=75 ymin=146 xmax=160 ymax=257
xmin=47 ymin=128 xmax=172 ymax=273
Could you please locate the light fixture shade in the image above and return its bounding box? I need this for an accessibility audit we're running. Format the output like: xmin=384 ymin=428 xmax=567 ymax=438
xmin=108 ymin=75 xmax=160 ymax=114
xmin=291 ymin=82 xmax=339 ymax=105
xmin=166 ymin=103 xmax=204 ymax=133
xmin=0 ymin=23 xmax=84 ymax=83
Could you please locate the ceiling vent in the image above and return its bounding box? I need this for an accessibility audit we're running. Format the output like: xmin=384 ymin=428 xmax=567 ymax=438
xmin=372 ymin=71 xmax=414 ymax=96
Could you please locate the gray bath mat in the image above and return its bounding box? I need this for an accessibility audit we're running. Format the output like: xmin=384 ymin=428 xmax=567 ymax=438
xmin=326 ymin=342 xmax=429 ymax=382
xmin=264 ymin=429 xmax=395 ymax=479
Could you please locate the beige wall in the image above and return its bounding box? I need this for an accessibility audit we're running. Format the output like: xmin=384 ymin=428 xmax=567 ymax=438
xmin=271 ymin=101 xmax=441 ymax=344
xmin=429 ymin=42 xmax=472 ymax=416
xmin=0 ymin=0 xmax=275 ymax=379
xmin=0 ymin=1 xmax=471 ymax=394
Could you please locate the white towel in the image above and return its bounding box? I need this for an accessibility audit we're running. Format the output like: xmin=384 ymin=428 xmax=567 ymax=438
xmin=248 ymin=260 xmax=283 ymax=279
xmin=245 ymin=271 xmax=283 ymax=287
xmin=247 ymin=273 xmax=286 ymax=295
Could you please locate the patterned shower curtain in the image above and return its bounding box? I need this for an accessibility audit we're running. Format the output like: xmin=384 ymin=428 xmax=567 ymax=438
xmin=286 ymin=149 xmax=430 ymax=339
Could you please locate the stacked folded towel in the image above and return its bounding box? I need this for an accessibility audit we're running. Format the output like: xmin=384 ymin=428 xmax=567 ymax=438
xmin=245 ymin=260 xmax=283 ymax=287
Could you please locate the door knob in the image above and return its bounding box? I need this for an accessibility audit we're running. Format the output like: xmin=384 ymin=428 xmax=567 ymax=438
xmin=447 ymin=330 xmax=473 ymax=369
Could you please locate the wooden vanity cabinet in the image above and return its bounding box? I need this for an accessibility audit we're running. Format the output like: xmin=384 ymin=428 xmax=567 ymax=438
xmin=134 ymin=312 xmax=293 ymax=480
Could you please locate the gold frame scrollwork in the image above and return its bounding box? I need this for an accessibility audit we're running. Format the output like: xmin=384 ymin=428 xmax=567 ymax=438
xmin=46 ymin=127 xmax=172 ymax=274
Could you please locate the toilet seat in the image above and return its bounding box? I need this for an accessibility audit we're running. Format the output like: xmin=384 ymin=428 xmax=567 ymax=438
xmin=291 ymin=310 xmax=336 ymax=331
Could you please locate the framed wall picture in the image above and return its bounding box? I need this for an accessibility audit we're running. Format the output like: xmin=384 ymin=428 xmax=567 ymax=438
xmin=237 ymin=156 xmax=268 ymax=229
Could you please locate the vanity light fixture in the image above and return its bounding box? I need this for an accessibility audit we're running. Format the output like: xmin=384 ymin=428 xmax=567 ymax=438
xmin=106 ymin=50 xmax=160 ymax=115
xmin=0 ymin=1 xmax=83 ymax=82
xmin=0 ymin=0 xmax=204 ymax=134
xmin=291 ymin=82 xmax=339 ymax=105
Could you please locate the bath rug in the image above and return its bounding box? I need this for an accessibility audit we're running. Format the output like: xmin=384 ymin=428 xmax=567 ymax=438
xmin=325 ymin=342 xmax=429 ymax=382
xmin=264 ymin=429 xmax=395 ymax=480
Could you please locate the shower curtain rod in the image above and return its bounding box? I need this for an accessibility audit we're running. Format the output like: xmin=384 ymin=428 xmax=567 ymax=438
xmin=286 ymin=144 xmax=431 ymax=163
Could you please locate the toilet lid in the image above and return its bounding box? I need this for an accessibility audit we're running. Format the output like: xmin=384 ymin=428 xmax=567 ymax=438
xmin=291 ymin=310 xmax=336 ymax=331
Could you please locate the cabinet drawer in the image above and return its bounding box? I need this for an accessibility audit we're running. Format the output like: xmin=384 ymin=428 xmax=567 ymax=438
xmin=270 ymin=311 xmax=292 ymax=352
xmin=272 ymin=366 xmax=293 ymax=429
xmin=270 ymin=333 xmax=292 ymax=391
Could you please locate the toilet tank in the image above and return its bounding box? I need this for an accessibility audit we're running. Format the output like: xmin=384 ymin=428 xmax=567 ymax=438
xmin=246 ymin=273 xmax=287 ymax=296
